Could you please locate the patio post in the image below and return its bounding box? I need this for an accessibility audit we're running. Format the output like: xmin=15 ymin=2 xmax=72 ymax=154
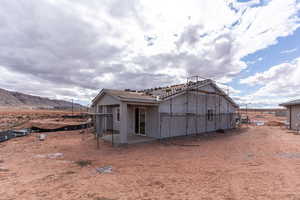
xmin=120 ymin=102 xmax=128 ymax=144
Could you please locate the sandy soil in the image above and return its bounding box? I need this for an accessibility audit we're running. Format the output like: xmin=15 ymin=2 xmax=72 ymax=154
xmin=1 ymin=125 xmax=300 ymax=200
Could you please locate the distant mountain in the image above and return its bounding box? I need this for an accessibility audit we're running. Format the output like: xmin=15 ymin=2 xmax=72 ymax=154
xmin=0 ymin=88 xmax=84 ymax=109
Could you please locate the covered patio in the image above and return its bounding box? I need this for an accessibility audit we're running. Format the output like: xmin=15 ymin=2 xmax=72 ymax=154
xmin=92 ymin=102 xmax=159 ymax=146
xmin=91 ymin=88 xmax=160 ymax=146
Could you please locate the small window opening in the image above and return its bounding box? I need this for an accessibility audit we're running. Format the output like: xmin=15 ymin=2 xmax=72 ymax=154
xmin=207 ymin=109 xmax=214 ymax=121
xmin=117 ymin=108 xmax=120 ymax=121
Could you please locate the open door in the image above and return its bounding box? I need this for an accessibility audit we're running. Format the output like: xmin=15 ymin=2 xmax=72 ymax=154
xmin=135 ymin=108 xmax=146 ymax=136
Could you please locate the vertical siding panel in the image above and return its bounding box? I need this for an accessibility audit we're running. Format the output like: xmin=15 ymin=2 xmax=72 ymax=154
xmin=158 ymin=83 xmax=237 ymax=138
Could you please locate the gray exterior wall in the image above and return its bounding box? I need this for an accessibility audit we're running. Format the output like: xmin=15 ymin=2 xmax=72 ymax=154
xmin=93 ymin=83 xmax=237 ymax=141
xmin=96 ymin=94 xmax=119 ymax=106
xmin=111 ymin=106 xmax=120 ymax=131
xmin=94 ymin=94 xmax=121 ymax=132
xmin=288 ymin=105 xmax=300 ymax=130
xmin=94 ymin=94 xmax=159 ymax=138
xmin=159 ymin=84 xmax=237 ymax=138
xmin=127 ymin=105 xmax=160 ymax=138
xmin=147 ymin=106 xmax=160 ymax=138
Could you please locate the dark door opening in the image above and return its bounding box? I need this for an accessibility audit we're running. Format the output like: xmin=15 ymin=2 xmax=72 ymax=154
xmin=135 ymin=108 xmax=146 ymax=136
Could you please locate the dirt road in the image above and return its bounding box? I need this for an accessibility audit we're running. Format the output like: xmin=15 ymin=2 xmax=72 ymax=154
xmin=1 ymin=126 xmax=300 ymax=200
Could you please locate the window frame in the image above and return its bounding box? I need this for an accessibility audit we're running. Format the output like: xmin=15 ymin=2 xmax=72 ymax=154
xmin=207 ymin=109 xmax=214 ymax=121
xmin=116 ymin=108 xmax=120 ymax=121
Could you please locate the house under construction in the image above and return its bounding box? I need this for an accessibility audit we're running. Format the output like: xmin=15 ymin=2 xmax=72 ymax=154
xmin=91 ymin=77 xmax=239 ymax=145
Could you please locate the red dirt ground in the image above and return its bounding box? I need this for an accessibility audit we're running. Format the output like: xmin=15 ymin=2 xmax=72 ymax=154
xmin=239 ymin=110 xmax=287 ymax=127
xmin=1 ymin=125 xmax=300 ymax=200
xmin=0 ymin=109 xmax=86 ymax=130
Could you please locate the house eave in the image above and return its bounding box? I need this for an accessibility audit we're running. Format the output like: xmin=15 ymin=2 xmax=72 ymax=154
xmin=91 ymin=89 xmax=121 ymax=106
xmin=119 ymin=97 xmax=159 ymax=104
xmin=279 ymin=103 xmax=300 ymax=107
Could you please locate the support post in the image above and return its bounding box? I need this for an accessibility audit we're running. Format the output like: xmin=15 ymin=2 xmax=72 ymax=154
xmin=120 ymin=102 xmax=128 ymax=144
xmin=196 ymin=76 xmax=199 ymax=135
xmin=205 ymin=94 xmax=207 ymax=133
xmin=214 ymin=94 xmax=217 ymax=130
xmin=159 ymin=107 xmax=162 ymax=142
xmin=72 ymin=99 xmax=74 ymax=116
xmin=219 ymin=95 xmax=221 ymax=130
xmin=169 ymin=98 xmax=172 ymax=138
xmin=103 ymin=106 xmax=107 ymax=132
xmin=227 ymin=101 xmax=229 ymax=129
xmin=186 ymin=84 xmax=189 ymax=136
xmin=290 ymin=106 xmax=292 ymax=130
xmin=112 ymin=124 xmax=114 ymax=147
xmin=95 ymin=115 xmax=101 ymax=149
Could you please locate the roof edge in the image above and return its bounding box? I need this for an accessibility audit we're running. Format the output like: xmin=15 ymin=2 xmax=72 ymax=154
xmin=279 ymin=99 xmax=300 ymax=107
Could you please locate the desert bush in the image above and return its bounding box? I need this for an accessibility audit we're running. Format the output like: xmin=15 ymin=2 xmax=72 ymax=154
xmin=75 ymin=160 xmax=92 ymax=167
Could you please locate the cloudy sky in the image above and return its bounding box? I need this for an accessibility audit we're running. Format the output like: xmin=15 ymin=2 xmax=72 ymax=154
xmin=0 ymin=0 xmax=300 ymax=107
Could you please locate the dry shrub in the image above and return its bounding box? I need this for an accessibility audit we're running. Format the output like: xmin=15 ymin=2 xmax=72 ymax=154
xmin=0 ymin=168 xmax=9 ymax=172
xmin=65 ymin=171 xmax=76 ymax=174
xmin=266 ymin=121 xmax=284 ymax=126
xmin=75 ymin=160 xmax=92 ymax=167
xmin=94 ymin=197 xmax=115 ymax=200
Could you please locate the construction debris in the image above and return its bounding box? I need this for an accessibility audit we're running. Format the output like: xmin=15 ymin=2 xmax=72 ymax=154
xmin=36 ymin=153 xmax=64 ymax=159
xmin=0 ymin=167 xmax=9 ymax=172
xmin=252 ymin=120 xmax=265 ymax=126
xmin=277 ymin=152 xmax=300 ymax=159
xmin=39 ymin=133 xmax=47 ymax=141
xmin=30 ymin=122 xmax=91 ymax=133
xmin=96 ymin=166 xmax=112 ymax=174
xmin=0 ymin=129 xmax=31 ymax=143
xmin=47 ymin=153 xmax=64 ymax=159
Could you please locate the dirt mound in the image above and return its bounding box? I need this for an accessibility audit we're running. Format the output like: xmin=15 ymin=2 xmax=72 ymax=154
xmin=266 ymin=121 xmax=285 ymax=126
xmin=29 ymin=118 xmax=88 ymax=129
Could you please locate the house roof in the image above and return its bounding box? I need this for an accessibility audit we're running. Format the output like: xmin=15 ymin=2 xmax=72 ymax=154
xmin=91 ymin=89 xmax=157 ymax=105
xmin=146 ymin=79 xmax=211 ymax=98
xmin=104 ymin=89 xmax=156 ymax=101
xmin=279 ymin=99 xmax=300 ymax=107
xmin=146 ymin=79 xmax=238 ymax=107
xmin=92 ymin=79 xmax=239 ymax=108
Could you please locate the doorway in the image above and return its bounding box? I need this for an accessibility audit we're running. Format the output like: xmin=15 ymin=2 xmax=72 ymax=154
xmin=135 ymin=108 xmax=146 ymax=136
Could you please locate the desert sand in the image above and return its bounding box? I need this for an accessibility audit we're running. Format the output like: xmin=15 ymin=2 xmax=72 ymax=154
xmin=1 ymin=109 xmax=300 ymax=200
xmin=1 ymin=124 xmax=300 ymax=199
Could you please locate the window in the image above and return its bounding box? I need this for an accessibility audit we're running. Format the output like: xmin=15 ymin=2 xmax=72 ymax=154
xmin=207 ymin=109 xmax=214 ymax=121
xmin=116 ymin=108 xmax=120 ymax=121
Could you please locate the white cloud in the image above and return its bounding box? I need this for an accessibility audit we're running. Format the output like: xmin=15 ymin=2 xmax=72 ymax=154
xmin=0 ymin=0 xmax=299 ymax=104
xmin=246 ymin=57 xmax=263 ymax=65
xmin=0 ymin=65 xmax=96 ymax=103
xmin=240 ymin=57 xmax=300 ymax=107
xmin=216 ymin=82 xmax=241 ymax=96
xmin=233 ymin=0 xmax=300 ymax=58
xmin=280 ymin=48 xmax=298 ymax=54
